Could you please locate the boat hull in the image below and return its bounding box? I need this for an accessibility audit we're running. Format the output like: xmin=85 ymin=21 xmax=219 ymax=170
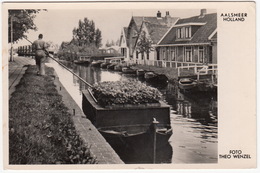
xmin=82 ymin=90 xmax=171 ymax=128
xmin=122 ymin=67 xmax=136 ymax=74
xmin=136 ymin=69 xmax=145 ymax=77
xmin=145 ymin=72 xmax=168 ymax=85
xmin=82 ymin=89 xmax=172 ymax=163
xmin=99 ymin=125 xmax=173 ymax=163
xmin=100 ymin=63 xmax=110 ymax=68
xmin=178 ymin=78 xmax=198 ymax=91
xmin=91 ymin=61 xmax=103 ymax=67
xmin=74 ymin=61 xmax=91 ymax=66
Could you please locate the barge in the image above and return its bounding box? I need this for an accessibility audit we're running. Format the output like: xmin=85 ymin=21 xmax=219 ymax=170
xmin=82 ymin=89 xmax=173 ymax=163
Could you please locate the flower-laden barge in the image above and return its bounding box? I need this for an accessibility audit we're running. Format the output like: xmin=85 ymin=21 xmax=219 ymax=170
xmin=82 ymin=80 xmax=173 ymax=163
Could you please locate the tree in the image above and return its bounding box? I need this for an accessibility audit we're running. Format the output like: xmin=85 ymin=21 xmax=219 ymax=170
xmin=94 ymin=28 xmax=102 ymax=48
xmin=72 ymin=17 xmax=102 ymax=47
xmin=136 ymin=31 xmax=154 ymax=61
xmin=8 ymin=10 xmax=42 ymax=43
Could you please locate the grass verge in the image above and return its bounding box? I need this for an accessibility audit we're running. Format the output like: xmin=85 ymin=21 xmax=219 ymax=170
xmin=9 ymin=65 xmax=97 ymax=164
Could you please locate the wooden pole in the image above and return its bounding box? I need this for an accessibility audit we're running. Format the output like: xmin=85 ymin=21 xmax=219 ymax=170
xmin=152 ymin=118 xmax=159 ymax=164
xmin=49 ymin=54 xmax=93 ymax=88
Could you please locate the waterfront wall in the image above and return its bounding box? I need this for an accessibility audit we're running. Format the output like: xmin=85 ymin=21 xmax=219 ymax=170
xmin=52 ymin=71 xmax=124 ymax=164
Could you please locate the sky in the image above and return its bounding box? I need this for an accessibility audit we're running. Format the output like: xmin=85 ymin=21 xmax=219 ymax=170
xmin=13 ymin=8 xmax=217 ymax=48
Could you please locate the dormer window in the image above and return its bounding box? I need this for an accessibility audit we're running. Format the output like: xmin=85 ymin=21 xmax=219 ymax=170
xmin=177 ymin=26 xmax=191 ymax=39
xmin=185 ymin=27 xmax=191 ymax=38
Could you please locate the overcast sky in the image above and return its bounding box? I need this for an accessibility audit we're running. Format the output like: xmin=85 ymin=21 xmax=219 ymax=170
xmin=13 ymin=8 xmax=216 ymax=48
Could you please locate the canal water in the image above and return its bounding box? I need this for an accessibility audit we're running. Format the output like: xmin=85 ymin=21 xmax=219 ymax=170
xmin=47 ymin=60 xmax=218 ymax=164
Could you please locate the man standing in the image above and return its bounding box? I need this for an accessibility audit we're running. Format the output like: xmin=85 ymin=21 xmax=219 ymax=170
xmin=32 ymin=34 xmax=48 ymax=75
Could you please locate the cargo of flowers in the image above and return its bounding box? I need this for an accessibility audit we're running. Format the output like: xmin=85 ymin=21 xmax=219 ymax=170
xmin=91 ymin=80 xmax=163 ymax=108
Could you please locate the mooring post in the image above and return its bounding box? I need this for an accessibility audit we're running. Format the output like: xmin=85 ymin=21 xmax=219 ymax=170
xmin=152 ymin=118 xmax=159 ymax=164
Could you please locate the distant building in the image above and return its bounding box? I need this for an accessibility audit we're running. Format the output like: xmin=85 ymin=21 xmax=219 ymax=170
xmin=156 ymin=9 xmax=217 ymax=67
xmin=98 ymin=46 xmax=119 ymax=54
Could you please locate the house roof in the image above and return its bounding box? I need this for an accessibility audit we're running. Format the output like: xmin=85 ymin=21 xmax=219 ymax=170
xmin=143 ymin=22 xmax=171 ymax=44
xmin=123 ymin=27 xmax=129 ymax=47
xmin=158 ymin=13 xmax=217 ymax=45
xmin=129 ymin=15 xmax=179 ymax=49
xmin=132 ymin=16 xmax=179 ymax=29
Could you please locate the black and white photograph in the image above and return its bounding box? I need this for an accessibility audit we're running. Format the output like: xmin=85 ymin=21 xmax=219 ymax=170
xmin=1 ymin=1 xmax=256 ymax=170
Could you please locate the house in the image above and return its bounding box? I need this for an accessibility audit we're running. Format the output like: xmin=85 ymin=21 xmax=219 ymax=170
xmin=119 ymin=27 xmax=130 ymax=60
xmin=99 ymin=46 xmax=119 ymax=54
xmin=119 ymin=11 xmax=179 ymax=62
xmin=155 ymin=9 xmax=217 ymax=68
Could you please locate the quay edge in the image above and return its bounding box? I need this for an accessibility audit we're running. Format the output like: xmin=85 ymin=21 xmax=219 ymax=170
xmin=52 ymin=69 xmax=124 ymax=164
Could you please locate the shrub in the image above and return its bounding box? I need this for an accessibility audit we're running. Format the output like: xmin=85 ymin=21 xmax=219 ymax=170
xmin=92 ymin=80 xmax=162 ymax=107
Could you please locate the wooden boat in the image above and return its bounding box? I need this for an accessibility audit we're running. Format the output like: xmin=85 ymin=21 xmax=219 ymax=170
xmin=136 ymin=69 xmax=145 ymax=77
xmin=178 ymin=78 xmax=197 ymax=90
xmin=107 ymin=63 xmax=117 ymax=70
xmin=114 ymin=64 xmax=123 ymax=71
xmin=82 ymin=90 xmax=172 ymax=163
xmin=74 ymin=60 xmax=91 ymax=65
xmin=91 ymin=60 xmax=103 ymax=67
xmin=74 ymin=56 xmax=91 ymax=66
xmin=144 ymin=72 xmax=168 ymax=85
xmin=122 ymin=67 xmax=136 ymax=74
xmin=100 ymin=62 xmax=110 ymax=68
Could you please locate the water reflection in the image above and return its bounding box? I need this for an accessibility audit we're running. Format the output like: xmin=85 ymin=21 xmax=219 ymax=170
xmin=51 ymin=60 xmax=218 ymax=163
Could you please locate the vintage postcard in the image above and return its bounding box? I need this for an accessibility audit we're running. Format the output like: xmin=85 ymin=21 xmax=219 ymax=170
xmin=1 ymin=1 xmax=257 ymax=171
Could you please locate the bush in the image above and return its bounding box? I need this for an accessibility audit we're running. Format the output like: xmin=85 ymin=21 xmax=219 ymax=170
xmin=92 ymin=80 xmax=162 ymax=107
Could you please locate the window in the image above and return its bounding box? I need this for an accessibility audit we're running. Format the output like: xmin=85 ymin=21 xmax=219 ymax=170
xmin=177 ymin=28 xmax=181 ymax=39
xmin=185 ymin=47 xmax=192 ymax=62
xmin=185 ymin=27 xmax=191 ymax=38
xmin=181 ymin=27 xmax=185 ymax=38
xmin=162 ymin=50 xmax=166 ymax=60
xmin=177 ymin=26 xmax=192 ymax=39
xmin=199 ymin=46 xmax=204 ymax=63
xmin=136 ymin=51 xmax=139 ymax=59
xmin=171 ymin=47 xmax=177 ymax=61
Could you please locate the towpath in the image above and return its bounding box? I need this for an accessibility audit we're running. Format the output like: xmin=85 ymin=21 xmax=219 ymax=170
xmin=8 ymin=56 xmax=123 ymax=164
xmin=8 ymin=56 xmax=35 ymax=99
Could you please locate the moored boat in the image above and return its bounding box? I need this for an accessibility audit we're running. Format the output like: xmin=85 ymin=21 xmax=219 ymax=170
xmin=74 ymin=60 xmax=91 ymax=65
xmin=91 ymin=60 xmax=103 ymax=67
xmin=107 ymin=63 xmax=117 ymax=70
xmin=122 ymin=67 xmax=136 ymax=74
xmin=114 ymin=64 xmax=123 ymax=71
xmin=100 ymin=62 xmax=110 ymax=68
xmin=74 ymin=56 xmax=91 ymax=66
xmin=144 ymin=72 xmax=168 ymax=85
xmin=82 ymin=89 xmax=172 ymax=162
xmin=178 ymin=78 xmax=197 ymax=90
xmin=136 ymin=69 xmax=145 ymax=77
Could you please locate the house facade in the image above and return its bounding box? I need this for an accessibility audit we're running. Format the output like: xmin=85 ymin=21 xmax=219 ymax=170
xmin=119 ymin=11 xmax=179 ymax=63
xmin=155 ymin=9 xmax=217 ymax=68
xmin=119 ymin=27 xmax=130 ymax=60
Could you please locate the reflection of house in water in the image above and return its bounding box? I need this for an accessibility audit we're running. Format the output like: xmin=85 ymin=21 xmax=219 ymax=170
xmin=91 ymin=67 xmax=102 ymax=84
xmin=72 ymin=64 xmax=80 ymax=86
xmin=72 ymin=65 xmax=102 ymax=90
xmin=173 ymin=87 xmax=217 ymax=123
xmin=177 ymin=100 xmax=192 ymax=118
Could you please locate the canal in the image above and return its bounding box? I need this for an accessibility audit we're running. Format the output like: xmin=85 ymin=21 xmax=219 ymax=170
xmin=47 ymin=60 xmax=218 ymax=164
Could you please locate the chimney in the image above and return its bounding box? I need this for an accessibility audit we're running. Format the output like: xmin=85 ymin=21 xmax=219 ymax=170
xmin=157 ymin=11 xmax=162 ymax=18
xmin=200 ymin=9 xmax=207 ymax=17
xmin=165 ymin=11 xmax=171 ymax=27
